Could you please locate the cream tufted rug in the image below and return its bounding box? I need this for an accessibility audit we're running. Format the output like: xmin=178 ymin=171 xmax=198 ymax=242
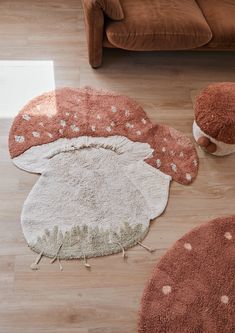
xmin=19 ymin=136 xmax=170 ymax=259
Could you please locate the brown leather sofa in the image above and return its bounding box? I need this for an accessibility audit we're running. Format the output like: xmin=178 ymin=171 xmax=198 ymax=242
xmin=82 ymin=0 xmax=235 ymax=68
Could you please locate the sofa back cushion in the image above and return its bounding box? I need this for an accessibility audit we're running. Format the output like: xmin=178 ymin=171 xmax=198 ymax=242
xmin=196 ymin=0 xmax=235 ymax=49
xmin=96 ymin=0 xmax=124 ymax=20
xmin=106 ymin=0 xmax=212 ymax=50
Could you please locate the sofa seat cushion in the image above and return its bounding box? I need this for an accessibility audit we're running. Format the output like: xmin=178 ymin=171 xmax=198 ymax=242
xmin=196 ymin=0 xmax=235 ymax=49
xmin=105 ymin=0 xmax=212 ymax=50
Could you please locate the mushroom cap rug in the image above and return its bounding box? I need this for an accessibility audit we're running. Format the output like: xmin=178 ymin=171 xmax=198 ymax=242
xmin=138 ymin=216 xmax=235 ymax=333
xmin=9 ymin=87 xmax=198 ymax=260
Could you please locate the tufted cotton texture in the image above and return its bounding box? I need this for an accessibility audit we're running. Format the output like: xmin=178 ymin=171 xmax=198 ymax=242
xmin=138 ymin=216 xmax=235 ymax=333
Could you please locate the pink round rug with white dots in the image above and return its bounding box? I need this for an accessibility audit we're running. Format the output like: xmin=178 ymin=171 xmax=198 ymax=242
xmin=138 ymin=216 xmax=235 ymax=333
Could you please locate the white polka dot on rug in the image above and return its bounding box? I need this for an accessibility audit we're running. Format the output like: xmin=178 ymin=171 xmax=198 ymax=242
xmin=224 ymin=232 xmax=232 ymax=240
xmin=60 ymin=120 xmax=66 ymax=127
xmin=221 ymin=295 xmax=229 ymax=304
xmin=156 ymin=159 xmax=161 ymax=168
xmin=22 ymin=114 xmax=31 ymax=121
xmin=186 ymin=173 xmax=192 ymax=181
xmin=162 ymin=285 xmax=172 ymax=295
xmin=14 ymin=135 xmax=25 ymax=143
xmin=171 ymin=163 xmax=177 ymax=172
xmin=106 ymin=126 xmax=112 ymax=132
xmin=184 ymin=242 xmax=192 ymax=251
xmin=32 ymin=131 xmax=40 ymax=138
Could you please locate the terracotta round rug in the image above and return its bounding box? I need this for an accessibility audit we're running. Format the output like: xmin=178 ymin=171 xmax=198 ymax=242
xmin=139 ymin=216 xmax=235 ymax=333
xmin=9 ymin=87 xmax=198 ymax=260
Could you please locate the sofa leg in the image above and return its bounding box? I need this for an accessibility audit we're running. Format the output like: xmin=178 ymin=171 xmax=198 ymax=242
xmin=91 ymin=63 xmax=101 ymax=69
xmin=89 ymin=52 xmax=102 ymax=68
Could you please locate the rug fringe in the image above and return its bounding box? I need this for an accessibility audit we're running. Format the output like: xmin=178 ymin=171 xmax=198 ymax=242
xmin=114 ymin=241 xmax=128 ymax=260
xmin=30 ymin=240 xmax=157 ymax=271
xmin=83 ymin=254 xmax=91 ymax=269
xmin=50 ymin=243 xmax=64 ymax=271
xmin=30 ymin=251 xmax=44 ymax=270
xmin=50 ymin=243 xmax=63 ymax=264
xmin=138 ymin=242 xmax=156 ymax=253
xmin=58 ymin=257 xmax=63 ymax=271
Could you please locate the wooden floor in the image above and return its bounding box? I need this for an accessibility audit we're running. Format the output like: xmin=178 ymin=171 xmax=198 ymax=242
xmin=0 ymin=1 xmax=235 ymax=332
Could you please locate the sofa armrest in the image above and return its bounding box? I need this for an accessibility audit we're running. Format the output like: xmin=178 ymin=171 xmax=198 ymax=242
xmin=82 ymin=0 xmax=124 ymax=68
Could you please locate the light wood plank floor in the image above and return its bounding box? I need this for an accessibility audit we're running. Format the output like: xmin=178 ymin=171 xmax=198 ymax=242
xmin=0 ymin=1 xmax=235 ymax=332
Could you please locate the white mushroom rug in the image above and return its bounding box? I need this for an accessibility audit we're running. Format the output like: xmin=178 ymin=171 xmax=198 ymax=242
xmin=9 ymin=87 xmax=198 ymax=265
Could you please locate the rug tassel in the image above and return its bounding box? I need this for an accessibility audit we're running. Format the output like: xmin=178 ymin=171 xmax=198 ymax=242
xmin=58 ymin=258 xmax=63 ymax=271
xmin=138 ymin=242 xmax=156 ymax=253
xmin=115 ymin=241 xmax=128 ymax=259
xmin=83 ymin=255 xmax=91 ymax=269
xmin=30 ymin=251 xmax=43 ymax=270
xmin=50 ymin=243 xmax=63 ymax=264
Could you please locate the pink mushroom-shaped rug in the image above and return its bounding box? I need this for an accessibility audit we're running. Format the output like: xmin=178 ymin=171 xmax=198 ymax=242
xmin=9 ymin=87 xmax=198 ymax=261
xmin=139 ymin=216 xmax=235 ymax=333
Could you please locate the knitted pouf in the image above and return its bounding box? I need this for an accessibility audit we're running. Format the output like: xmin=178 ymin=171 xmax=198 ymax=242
xmin=139 ymin=216 xmax=235 ymax=333
xmin=193 ymin=82 xmax=235 ymax=156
